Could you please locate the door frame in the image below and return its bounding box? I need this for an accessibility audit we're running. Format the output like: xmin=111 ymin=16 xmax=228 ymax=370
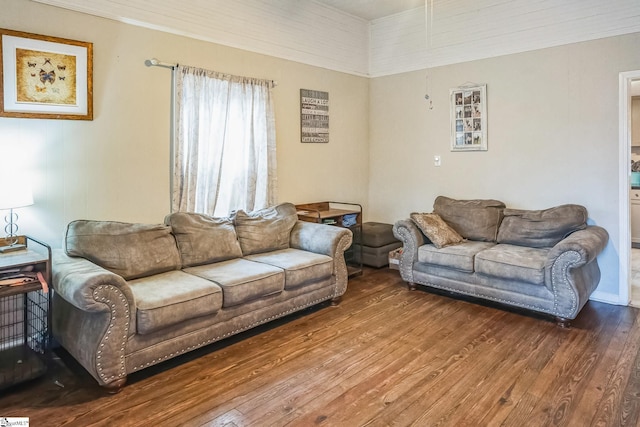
xmin=619 ymin=70 xmax=640 ymax=305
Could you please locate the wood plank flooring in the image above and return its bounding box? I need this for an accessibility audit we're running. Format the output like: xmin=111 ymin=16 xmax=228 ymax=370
xmin=2 ymin=267 xmax=640 ymax=426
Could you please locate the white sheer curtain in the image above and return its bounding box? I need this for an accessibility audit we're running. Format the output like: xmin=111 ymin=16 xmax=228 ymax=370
xmin=172 ymin=65 xmax=277 ymax=216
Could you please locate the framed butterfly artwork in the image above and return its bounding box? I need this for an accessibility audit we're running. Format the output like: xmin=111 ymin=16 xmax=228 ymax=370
xmin=0 ymin=28 xmax=93 ymax=120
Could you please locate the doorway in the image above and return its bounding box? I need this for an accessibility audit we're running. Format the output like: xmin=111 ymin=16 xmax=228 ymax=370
xmin=621 ymin=71 xmax=640 ymax=307
xmin=632 ymin=247 xmax=640 ymax=306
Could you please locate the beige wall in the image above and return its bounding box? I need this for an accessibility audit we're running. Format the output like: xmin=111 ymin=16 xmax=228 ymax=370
xmin=0 ymin=0 xmax=369 ymax=245
xmin=369 ymin=33 xmax=640 ymax=299
xmin=2 ymin=0 xmax=638 ymax=302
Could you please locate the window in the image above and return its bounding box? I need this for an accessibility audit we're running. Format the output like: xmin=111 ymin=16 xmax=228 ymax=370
xmin=172 ymin=66 xmax=277 ymax=217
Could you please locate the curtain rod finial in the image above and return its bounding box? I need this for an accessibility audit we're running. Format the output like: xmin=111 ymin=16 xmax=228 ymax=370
xmin=145 ymin=58 xmax=159 ymax=67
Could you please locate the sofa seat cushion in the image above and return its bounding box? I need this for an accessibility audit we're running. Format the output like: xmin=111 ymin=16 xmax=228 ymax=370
xmin=128 ymin=270 xmax=223 ymax=335
xmin=418 ymin=241 xmax=496 ymax=272
xmin=475 ymin=244 xmax=550 ymax=285
xmin=245 ymin=248 xmax=333 ymax=289
xmin=184 ymin=259 xmax=284 ymax=307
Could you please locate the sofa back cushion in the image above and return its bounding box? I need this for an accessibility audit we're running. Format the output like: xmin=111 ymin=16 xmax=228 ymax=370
xmin=234 ymin=203 xmax=298 ymax=255
xmin=165 ymin=212 xmax=243 ymax=267
xmin=433 ymin=196 xmax=506 ymax=242
xmin=496 ymin=204 xmax=587 ymax=248
xmin=65 ymin=220 xmax=182 ymax=280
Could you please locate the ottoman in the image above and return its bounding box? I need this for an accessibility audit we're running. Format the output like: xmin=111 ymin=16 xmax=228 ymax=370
xmin=354 ymin=222 xmax=403 ymax=268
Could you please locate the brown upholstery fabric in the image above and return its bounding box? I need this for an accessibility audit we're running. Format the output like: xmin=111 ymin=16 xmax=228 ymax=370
xmin=417 ymin=241 xmax=495 ymax=272
xmin=497 ymin=204 xmax=588 ymax=248
xmin=65 ymin=220 xmax=181 ymax=280
xmin=245 ymin=248 xmax=333 ymax=289
xmin=165 ymin=212 xmax=243 ymax=267
xmin=185 ymin=259 xmax=284 ymax=307
xmin=234 ymin=203 xmax=298 ymax=255
xmin=433 ymin=196 xmax=506 ymax=242
xmin=393 ymin=208 xmax=609 ymax=321
xmin=52 ymin=213 xmax=352 ymax=388
xmin=128 ymin=270 xmax=223 ymax=335
xmin=475 ymin=244 xmax=550 ymax=285
xmin=410 ymin=212 xmax=464 ymax=249
xmin=359 ymin=222 xmax=398 ymax=248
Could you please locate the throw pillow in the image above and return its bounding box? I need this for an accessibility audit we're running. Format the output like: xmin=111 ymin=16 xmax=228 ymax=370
xmin=165 ymin=212 xmax=243 ymax=267
xmin=65 ymin=220 xmax=182 ymax=280
xmin=410 ymin=212 xmax=464 ymax=249
xmin=234 ymin=202 xmax=298 ymax=255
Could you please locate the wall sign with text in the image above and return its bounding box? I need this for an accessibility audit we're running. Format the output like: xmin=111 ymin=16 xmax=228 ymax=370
xmin=300 ymin=89 xmax=329 ymax=143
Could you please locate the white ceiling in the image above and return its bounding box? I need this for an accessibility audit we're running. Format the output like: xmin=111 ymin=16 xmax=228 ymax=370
xmin=314 ymin=0 xmax=425 ymax=20
xmin=31 ymin=0 xmax=640 ymax=77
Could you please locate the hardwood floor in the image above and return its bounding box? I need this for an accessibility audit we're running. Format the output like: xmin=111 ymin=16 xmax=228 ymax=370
xmin=2 ymin=267 xmax=640 ymax=426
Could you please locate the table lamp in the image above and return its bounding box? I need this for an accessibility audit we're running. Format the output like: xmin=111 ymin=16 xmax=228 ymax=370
xmin=0 ymin=179 xmax=33 ymax=253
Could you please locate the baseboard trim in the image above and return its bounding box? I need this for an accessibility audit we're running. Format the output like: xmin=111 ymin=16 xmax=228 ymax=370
xmin=590 ymin=290 xmax=626 ymax=306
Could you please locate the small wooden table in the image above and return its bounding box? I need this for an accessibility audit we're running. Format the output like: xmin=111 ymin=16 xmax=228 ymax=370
xmin=295 ymin=202 xmax=363 ymax=277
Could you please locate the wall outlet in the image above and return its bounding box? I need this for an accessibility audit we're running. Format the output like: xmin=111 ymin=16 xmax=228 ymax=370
xmin=434 ymin=155 xmax=441 ymax=166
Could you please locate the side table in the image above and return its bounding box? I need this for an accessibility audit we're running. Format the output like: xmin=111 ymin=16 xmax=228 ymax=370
xmin=295 ymin=201 xmax=363 ymax=277
xmin=0 ymin=235 xmax=52 ymax=391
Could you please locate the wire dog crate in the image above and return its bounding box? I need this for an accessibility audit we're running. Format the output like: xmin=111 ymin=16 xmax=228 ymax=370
xmin=0 ymin=236 xmax=51 ymax=391
xmin=0 ymin=287 xmax=49 ymax=389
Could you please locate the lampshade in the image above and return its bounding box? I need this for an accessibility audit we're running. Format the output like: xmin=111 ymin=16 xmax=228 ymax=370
xmin=0 ymin=179 xmax=34 ymax=210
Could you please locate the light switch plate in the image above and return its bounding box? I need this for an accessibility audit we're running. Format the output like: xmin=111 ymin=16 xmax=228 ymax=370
xmin=434 ymin=155 xmax=441 ymax=166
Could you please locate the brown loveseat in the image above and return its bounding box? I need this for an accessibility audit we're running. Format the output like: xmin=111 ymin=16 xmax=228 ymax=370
xmin=393 ymin=196 xmax=609 ymax=326
xmin=52 ymin=203 xmax=352 ymax=391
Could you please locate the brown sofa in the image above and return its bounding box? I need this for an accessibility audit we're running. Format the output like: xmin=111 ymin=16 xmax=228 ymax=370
xmin=52 ymin=203 xmax=352 ymax=391
xmin=393 ymin=196 xmax=609 ymax=326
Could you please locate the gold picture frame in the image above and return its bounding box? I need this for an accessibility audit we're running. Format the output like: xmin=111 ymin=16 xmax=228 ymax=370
xmin=0 ymin=28 xmax=93 ymax=120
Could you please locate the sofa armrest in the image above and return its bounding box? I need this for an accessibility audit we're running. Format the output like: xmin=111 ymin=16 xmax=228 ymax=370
xmin=393 ymin=219 xmax=426 ymax=283
xmin=544 ymin=225 xmax=609 ymax=319
xmin=53 ymin=249 xmax=135 ymax=315
xmin=546 ymin=225 xmax=609 ymax=267
xmin=290 ymin=221 xmax=353 ymax=297
xmin=52 ymin=249 xmax=135 ymax=387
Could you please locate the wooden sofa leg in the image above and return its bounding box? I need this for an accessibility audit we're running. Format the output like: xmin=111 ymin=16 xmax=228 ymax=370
xmin=103 ymin=377 xmax=127 ymax=394
xmin=555 ymin=317 xmax=571 ymax=328
xmin=407 ymin=282 xmax=417 ymax=291
xmin=331 ymin=296 xmax=342 ymax=306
